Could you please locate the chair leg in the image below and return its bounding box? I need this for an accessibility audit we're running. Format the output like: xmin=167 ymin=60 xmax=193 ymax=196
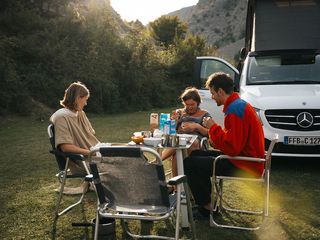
xmin=174 ymin=185 xmax=181 ymax=240
xmin=52 ymin=159 xmax=87 ymax=238
xmin=265 ymin=170 xmax=270 ymax=217
xmin=184 ymin=182 xmax=196 ymax=240
xmin=93 ymin=210 xmax=100 ymax=240
xmin=212 ymin=179 xmax=222 ymax=212
xmin=218 ymin=180 xmax=223 ymax=211
xmin=52 ymin=159 xmax=70 ymax=239
xmin=210 ymin=178 xmax=265 ymax=230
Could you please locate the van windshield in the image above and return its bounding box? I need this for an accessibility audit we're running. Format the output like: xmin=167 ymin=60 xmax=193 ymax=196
xmin=247 ymin=52 xmax=320 ymax=85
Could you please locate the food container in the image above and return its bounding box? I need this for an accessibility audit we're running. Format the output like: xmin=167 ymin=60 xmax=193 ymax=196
xmin=179 ymin=137 xmax=187 ymax=146
xmin=143 ymin=137 xmax=162 ymax=147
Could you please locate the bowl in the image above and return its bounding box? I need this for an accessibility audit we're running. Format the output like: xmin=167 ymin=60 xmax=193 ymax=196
xmin=131 ymin=135 xmax=144 ymax=144
xmin=143 ymin=137 xmax=162 ymax=147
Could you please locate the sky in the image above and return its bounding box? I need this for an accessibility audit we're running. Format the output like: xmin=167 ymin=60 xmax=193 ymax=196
xmin=110 ymin=0 xmax=199 ymax=25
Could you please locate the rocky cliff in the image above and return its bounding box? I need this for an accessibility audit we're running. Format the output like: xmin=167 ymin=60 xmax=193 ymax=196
xmin=169 ymin=0 xmax=247 ymax=60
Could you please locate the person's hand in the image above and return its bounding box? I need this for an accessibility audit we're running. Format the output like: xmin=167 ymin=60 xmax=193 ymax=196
xmin=202 ymin=117 xmax=216 ymax=129
xmin=171 ymin=109 xmax=181 ymax=121
xmin=181 ymin=122 xmax=198 ymax=132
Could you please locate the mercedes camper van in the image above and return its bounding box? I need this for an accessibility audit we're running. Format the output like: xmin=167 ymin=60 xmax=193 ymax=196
xmin=193 ymin=0 xmax=320 ymax=157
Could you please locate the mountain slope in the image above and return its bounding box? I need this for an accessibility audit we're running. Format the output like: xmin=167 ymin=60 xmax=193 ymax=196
xmin=169 ymin=0 xmax=247 ymax=60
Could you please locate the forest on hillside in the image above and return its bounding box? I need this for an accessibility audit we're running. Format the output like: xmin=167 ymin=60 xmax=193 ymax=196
xmin=0 ymin=0 xmax=215 ymax=117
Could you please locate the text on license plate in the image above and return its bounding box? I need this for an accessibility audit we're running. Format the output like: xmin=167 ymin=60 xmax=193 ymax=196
xmin=284 ymin=136 xmax=320 ymax=145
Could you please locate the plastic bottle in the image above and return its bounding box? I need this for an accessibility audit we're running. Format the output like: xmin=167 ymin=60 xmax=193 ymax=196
xmin=163 ymin=120 xmax=171 ymax=135
xmin=159 ymin=113 xmax=170 ymax=131
xmin=169 ymin=120 xmax=177 ymax=135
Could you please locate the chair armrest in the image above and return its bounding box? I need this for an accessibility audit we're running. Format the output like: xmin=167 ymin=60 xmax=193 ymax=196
xmin=212 ymin=155 xmax=266 ymax=179
xmin=50 ymin=149 xmax=84 ymax=161
xmin=167 ymin=175 xmax=187 ymax=185
xmin=200 ymin=137 xmax=209 ymax=151
xmin=85 ymin=174 xmax=93 ymax=182
xmin=214 ymin=155 xmax=265 ymax=164
xmin=64 ymin=152 xmax=84 ymax=161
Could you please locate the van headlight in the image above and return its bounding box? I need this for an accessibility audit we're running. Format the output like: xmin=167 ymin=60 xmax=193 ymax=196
xmin=253 ymin=107 xmax=263 ymax=126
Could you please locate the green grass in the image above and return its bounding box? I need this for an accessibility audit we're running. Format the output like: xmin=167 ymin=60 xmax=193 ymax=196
xmin=0 ymin=111 xmax=319 ymax=239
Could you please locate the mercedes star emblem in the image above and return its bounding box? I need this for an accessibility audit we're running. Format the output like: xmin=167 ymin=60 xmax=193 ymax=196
xmin=296 ymin=112 xmax=313 ymax=128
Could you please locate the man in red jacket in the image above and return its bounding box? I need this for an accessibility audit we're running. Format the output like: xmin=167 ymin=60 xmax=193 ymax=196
xmin=184 ymin=72 xmax=265 ymax=219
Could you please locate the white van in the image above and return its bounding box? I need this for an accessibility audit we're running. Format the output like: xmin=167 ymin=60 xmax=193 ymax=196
xmin=193 ymin=0 xmax=320 ymax=157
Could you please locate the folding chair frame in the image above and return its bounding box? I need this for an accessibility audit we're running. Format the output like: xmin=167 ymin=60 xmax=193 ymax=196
xmin=47 ymin=124 xmax=90 ymax=239
xmin=200 ymin=137 xmax=209 ymax=151
xmin=88 ymin=146 xmax=196 ymax=240
xmin=210 ymin=135 xmax=278 ymax=230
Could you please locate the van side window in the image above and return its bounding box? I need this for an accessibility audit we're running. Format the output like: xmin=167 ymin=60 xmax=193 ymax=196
xmin=200 ymin=60 xmax=235 ymax=87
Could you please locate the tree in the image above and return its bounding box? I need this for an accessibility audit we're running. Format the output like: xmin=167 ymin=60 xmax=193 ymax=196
xmin=165 ymin=34 xmax=209 ymax=89
xmin=149 ymin=16 xmax=187 ymax=47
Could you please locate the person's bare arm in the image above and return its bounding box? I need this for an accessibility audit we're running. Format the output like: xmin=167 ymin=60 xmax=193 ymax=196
xmin=59 ymin=143 xmax=90 ymax=156
xmin=181 ymin=122 xmax=209 ymax=136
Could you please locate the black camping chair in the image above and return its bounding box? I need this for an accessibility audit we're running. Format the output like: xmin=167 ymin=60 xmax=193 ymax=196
xmin=47 ymin=124 xmax=90 ymax=238
xmin=88 ymin=146 xmax=196 ymax=240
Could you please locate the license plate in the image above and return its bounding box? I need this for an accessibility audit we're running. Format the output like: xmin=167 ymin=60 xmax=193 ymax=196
xmin=284 ymin=136 xmax=320 ymax=145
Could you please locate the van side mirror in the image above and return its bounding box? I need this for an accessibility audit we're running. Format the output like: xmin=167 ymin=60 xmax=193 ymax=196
xmin=237 ymin=47 xmax=247 ymax=73
xmin=234 ymin=73 xmax=240 ymax=92
xmin=239 ymin=47 xmax=247 ymax=61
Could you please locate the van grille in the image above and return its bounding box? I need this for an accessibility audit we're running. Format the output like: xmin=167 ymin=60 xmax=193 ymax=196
xmin=264 ymin=109 xmax=320 ymax=131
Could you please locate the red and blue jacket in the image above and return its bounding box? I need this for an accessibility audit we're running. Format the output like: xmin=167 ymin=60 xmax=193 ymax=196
xmin=208 ymin=93 xmax=265 ymax=176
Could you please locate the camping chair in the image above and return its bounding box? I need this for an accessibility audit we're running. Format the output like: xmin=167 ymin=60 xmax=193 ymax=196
xmin=210 ymin=134 xmax=279 ymax=230
xmin=88 ymin=146 xmax=196 ymax=240
xmin=47 ymin=124 xmax=91 ymax=238
xmin=200 ymin=137 xmax=209 ymax=151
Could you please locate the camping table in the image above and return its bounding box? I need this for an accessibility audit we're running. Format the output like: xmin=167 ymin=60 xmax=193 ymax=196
xmin=157 ymin=134 xmax=198 ymax=228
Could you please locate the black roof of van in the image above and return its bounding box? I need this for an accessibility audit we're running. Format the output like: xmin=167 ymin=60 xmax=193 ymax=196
xmin=245 ymin=0 xmax=320 ymax=52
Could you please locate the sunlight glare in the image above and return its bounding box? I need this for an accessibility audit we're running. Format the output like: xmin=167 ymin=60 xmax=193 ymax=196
xmin=110 ymin=0 xmax=198 ymax=25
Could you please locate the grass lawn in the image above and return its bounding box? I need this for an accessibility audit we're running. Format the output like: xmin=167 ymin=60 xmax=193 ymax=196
xmin=0 ymin=110 xmax=319 ymax=239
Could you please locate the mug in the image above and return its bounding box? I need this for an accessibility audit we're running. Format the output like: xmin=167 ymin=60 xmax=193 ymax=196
xmin=162 ymin=134 xmax=170 ymax=147
xmin=170 ymin=135 xmax=179 ymax=147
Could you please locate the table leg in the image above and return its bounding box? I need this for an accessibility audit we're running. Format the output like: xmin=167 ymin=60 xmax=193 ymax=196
xmin=176 ymin=149 xmax=189 ymax=228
